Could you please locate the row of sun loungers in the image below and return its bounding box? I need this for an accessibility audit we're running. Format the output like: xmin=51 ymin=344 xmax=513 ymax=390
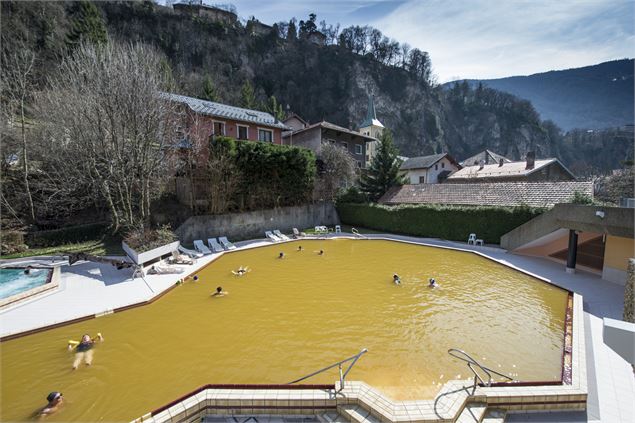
xmin=265 ymin=229 xmax=292 ymax=242
xmin=193 ymin=237 xmax=237 ymax=255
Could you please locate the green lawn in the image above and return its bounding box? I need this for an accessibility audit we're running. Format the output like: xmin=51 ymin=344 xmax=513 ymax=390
xmin=1 ymin=236 xmax=123 ymax=260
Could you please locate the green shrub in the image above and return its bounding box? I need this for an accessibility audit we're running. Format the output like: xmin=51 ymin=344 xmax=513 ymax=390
xmin=336 ymin=203 xmax=544 ymax=244
xmin=569 ymin=191 xmax=595 ymax=205
xmin=26 ymin=223 xmax=110 ymax=248
xmin=336 ymin=187 xmax=368 ymax=204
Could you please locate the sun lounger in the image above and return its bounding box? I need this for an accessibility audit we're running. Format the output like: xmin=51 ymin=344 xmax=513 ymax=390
xmin=208 ymin=238 xmax=224 ymax=253
xmin=170 ymin=251 xmax=193 ymax=265
xmin=193 ymin=240 xmax=212 ymax=255
xmin=273 ymin=230 xmax=290 ymax=241
xmin=178 ymin=245 xmax=203 ymax=258
xmin=147 ymin=265 xmax=185 ymax=275
xmin=292 ymin=228 xmax=306 ymax=238
xmin=265 ymin=231 xmax=281 ymax=242
xmin=219 ymin=236 xmax=237 ymax=250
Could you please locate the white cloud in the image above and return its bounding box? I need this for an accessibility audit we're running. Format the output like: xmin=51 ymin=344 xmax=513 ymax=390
xmin=372 ymin=0 xmax=635 ymax=81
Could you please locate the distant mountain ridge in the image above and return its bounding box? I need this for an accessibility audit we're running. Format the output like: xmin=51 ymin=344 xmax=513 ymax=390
xmin=450 ymin=59 xmax=634 ymax=131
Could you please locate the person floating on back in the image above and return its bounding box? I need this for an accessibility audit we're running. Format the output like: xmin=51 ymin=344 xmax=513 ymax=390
xmin=212 ymin=286 xmax=228 ymax=297
xmin=69 ymin=333 xmax=103 ymax=369
xmin=317 ymin=250 xmax=324 ymax=255
xmin=429 ymin=278 xmax=438 ymax=288
xmin=37 ymin=392 xmax=63 ymax=416
xmin=232 ymin=266 xmax=250 ymax=276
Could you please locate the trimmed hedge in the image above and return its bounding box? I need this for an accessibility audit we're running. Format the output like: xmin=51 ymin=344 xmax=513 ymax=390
xmin=26 ymin=222 xmax=110 ymax=248
xmin=336 ymin=203 xmax=545 ymax=244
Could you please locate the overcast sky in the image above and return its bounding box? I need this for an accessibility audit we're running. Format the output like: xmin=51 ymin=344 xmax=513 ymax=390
xmin=202 ymin=0 xmax=634 ymax=82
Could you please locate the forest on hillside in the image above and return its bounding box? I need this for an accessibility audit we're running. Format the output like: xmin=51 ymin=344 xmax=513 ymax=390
xmin=2 ymin=0 xmax=632 ymax=174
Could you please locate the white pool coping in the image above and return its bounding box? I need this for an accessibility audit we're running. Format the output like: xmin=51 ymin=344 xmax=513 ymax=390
xmin=0 ymin=233 xmax=632 ymax=423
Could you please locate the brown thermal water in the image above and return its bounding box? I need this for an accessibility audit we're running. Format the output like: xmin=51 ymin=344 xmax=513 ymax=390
xmin=0 ymin=239 xmax=568 ymax=422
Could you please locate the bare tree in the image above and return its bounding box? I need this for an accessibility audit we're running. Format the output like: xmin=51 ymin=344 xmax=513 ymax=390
xmin=1 ymin=47 xmax=37 ymax=221
xmin=206 ymin=141 xmax=243 ymax=214
xmin=315 ymin=142 xmax=357 ymax=201
xmin=37 ymin=42 xmax=181 ymax=232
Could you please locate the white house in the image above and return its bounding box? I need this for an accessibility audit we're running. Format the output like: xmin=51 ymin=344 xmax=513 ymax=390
xmin=400 ymin=153 xmax=461 ymax=184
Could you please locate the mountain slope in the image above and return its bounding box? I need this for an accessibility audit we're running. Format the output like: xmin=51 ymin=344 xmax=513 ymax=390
xmin=455 ymin=60 xmax=634 ymax=131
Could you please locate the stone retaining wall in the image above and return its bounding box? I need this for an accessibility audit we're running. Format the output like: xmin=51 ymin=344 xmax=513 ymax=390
xmin=175 ymin=203 xmax=339 ymax=244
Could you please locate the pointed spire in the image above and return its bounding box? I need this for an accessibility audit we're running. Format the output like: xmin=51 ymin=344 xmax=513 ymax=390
xmin=359 ymin=94 xmax=384 ymax=129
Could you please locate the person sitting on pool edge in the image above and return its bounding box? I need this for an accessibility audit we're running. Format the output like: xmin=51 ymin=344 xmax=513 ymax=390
xmin=393 ymin=274 xmax=401 ymax=285
xmin=212 ymin=286 xmax=228 ymax=297
xmin=429 ymin=278 xmax=438 ymax=288
xmin=38 ymin=392 xmax=63 ymax=416
xmin=69 ymin=333 xmax=103 ymax=369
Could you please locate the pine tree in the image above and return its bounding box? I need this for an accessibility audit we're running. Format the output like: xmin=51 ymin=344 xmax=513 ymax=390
xmin=240 ymin=81 xmax=257 ymax=109
xmin=202 ymin=75 xmax=219 ymax=102
xmin=267 ymin=95 xmax=284 ymax=121
xmin=287 ymin=18 xmax=297 ymax=41
xmin=66 ymin=1 xmax=108 ymax=49
xmin=360 ymin=129 xmax=405 ymax=201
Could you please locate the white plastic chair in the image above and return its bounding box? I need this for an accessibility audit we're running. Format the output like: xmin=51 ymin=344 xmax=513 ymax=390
xmin=467 ymin=234 xmax=477 ymax=245
xmin=335 ymin=225 xmax=341 ymax=233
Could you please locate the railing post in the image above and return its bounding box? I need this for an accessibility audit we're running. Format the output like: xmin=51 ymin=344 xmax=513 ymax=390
xmin=339 ymin=364 xmax=344 ymax=390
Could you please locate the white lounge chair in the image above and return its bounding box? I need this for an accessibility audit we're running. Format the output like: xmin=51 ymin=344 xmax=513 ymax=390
xmin=178 ymin=245 xmax=203 ymax=258
xmin=292 ymin=228 xmax=306 ymax=238
xmin=273 ymin=230 xmax=290 ymax=241
xmin=193 ymin=240 xmax=212 ymax=255
xmin=219 ymin=236 xmax=237 ymax=250
xmin=265 ymin=231 xmax=281 ymax=242
xmin=170 ymin=251 xmax=193 ymax=265
xmin=148 ymin=265 xmax=185 ymax=275
xmin=467 ymin=234 xmax=477 ymax=245
xmin=208 ymin=238 xmax=224 ymax=253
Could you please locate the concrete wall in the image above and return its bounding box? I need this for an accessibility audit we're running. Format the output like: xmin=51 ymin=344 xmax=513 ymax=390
xmin=175 ymin=203 xmax=340 ymax=244
xmin=602 ymin=235 xmax=635 ymax=285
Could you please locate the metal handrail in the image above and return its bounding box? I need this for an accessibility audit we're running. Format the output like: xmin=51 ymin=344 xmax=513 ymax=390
xmin=448 ymin=348 xmax=513 ymax=394
xmin=287 ymin=348 xmax=368 ymax=391
xmin=351 ymin=228 xmax=368 ymax=239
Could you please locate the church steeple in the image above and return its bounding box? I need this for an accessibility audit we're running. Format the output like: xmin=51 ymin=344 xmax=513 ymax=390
xmin=359 ymin=94 xmax=384 ymax=129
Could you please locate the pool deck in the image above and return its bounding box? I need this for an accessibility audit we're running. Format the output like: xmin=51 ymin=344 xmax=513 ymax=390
xmin=0 ymin=234 xmax=632 ymax=423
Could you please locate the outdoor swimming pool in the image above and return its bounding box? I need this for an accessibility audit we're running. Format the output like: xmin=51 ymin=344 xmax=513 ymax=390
xmin=0 ymin=267 xmax=51 ymax=300
xmin=0 ymin=239 xmax=570 ymax=422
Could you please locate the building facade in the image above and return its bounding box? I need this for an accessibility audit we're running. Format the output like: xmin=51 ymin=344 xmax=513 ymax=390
xmin=172 ymin=2 xmax=237 ymax=25
xmin=400 ymin=153 xmax=461 ymax=184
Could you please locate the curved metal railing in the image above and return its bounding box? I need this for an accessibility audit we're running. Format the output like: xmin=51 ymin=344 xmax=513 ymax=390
xmin=287 ymin=348 xmax=368 ymax=391
xmin=448 ymin=348 xmax=514 ymax=394
xmin=351 ymin=228 xmax=368 ymax=239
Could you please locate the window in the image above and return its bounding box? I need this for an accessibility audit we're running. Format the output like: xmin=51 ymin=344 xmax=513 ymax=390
xmin=442 ymin=162 xmax=445 ymax=169
xmin=357 ymin=161 xmax=362 ymax=168
xmin=355 ymin=144 xmax=363 ymax=155
xmin=213 ymin=121 xmax=225 ymax=136
xmin=258 ymin=128 xmax=273 ymax=142
xmin=419 ymin=176 xmax=426 ymax=184
xmin=341 ymin=142 xmax=348 ymax=149
xmin=237 ymin=125 xmax=249 ymax=140
xmin=435 ymin=164 xmax=438 ymax=170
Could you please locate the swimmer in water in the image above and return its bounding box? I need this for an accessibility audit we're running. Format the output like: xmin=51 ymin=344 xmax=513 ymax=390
xmin=24 ymin=265 xmax=36 ymax=275
xmin=37 ymin=392 xmax=63 ymax=416
xmin=278 ymin=252 xmax=285 ymax=259
xmin=297 ymin=245 xmax=303 ymax=251
xmin=232 ymin=266 xmax=250 ymax=276
xmin=317 ymin=250 xmax=324 ymax=255
xmin=393 ymin=274 xmax=401 ymax=285
xmin=193 ymin=275 xmax=199 ymax=282
xmin=429 ymin=278 xmax=438 ymax=288
xmin=212 ymin=286 xmax=228 ymax=297
xmin=70 ymin=333 xmax=103 ymax=369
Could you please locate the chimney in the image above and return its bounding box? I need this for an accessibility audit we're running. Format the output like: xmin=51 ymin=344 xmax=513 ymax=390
xmin=479 ymin=159 xmax=485 ymax=170
xmin=499 ymin=158 xmax=504 ymax=167
xmin=525 ymin=151 xmax=535 ymax=170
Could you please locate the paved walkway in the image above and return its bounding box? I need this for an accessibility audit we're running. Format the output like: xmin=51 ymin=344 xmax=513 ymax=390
xmin=0 ymin=234 xmax=632 ymax=423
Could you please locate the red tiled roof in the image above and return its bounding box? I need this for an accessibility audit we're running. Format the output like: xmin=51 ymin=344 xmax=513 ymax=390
xmin=379 ymin=181 xmax=594 ymax=208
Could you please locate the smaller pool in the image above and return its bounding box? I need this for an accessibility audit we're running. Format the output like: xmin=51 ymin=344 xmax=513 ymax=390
xmin=0 ymin=268 xmax=51 ymax=299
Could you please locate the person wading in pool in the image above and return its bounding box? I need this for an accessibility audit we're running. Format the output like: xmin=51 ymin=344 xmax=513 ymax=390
xmin=393 ymin=274 xmax=401 ymax=285
xmin=428 ymin=278 xmax=438 ymax=288
xmin=212 ymin=286 xmax=228 ymax=297
xmin=278 ymin=252 xmax=285 ymax=259
xmin=69 ymin=333 xmax=103 ymax=369
xmin=36 ymin=392 xmax=63 ymax=417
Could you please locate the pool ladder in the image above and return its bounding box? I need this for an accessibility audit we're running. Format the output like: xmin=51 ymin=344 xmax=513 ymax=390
xmin=287 ymin=348 xmax=368 ymax=392
xmin=448 ymin=348 xmax=514 ymax=394
xmin=351 ymin=228 xmax=368 ymax=239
